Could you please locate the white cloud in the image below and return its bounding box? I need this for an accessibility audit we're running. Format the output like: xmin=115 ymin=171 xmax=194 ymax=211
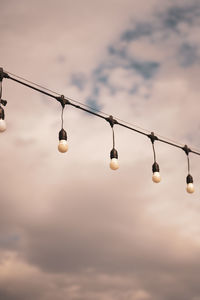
xmin=1 ymin=0 xmax=200 ymax=299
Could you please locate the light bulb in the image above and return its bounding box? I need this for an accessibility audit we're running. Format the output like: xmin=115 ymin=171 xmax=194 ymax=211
xmin=152 ymin=162 xmax=161 ymax=183
xmin=186 ymin=183 xmax=194 ymax=194
xmin=186 ymin=174 xmax=194 ymax=194
xmin=110 ymin=158 xmax=119 ymax=170
xmin=0 ymin=118 xmax=6 ymax=132
xmin=0 ymin=107 xmax=6 ymax=132
xmin=110 ymin=148 xmax=119 ymax=170
xmin=58 ymin=139 xmax=68 ymax=153
xmin=58 ymin=128 xmax=68 ymax=153
xmin=152 ymin=172 xmax=161 ymax=183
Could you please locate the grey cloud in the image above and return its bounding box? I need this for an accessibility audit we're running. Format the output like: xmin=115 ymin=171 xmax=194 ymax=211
xmin=121 ymin=23 xmax=153 ymax=42
xmin=128 ymin=61 xmax=160 ymax=79
xmin=70 ymin=73 xmax=87 ymax=91
xmin=0 ymin=233 xmax=20 ymax=250
xmin=178 ymin=43 xmax=199 ymax=67
xmin=1 ymin=0 xmax=200 ymax=299
xmin=162 ymin=3 xmax=200 ymax=30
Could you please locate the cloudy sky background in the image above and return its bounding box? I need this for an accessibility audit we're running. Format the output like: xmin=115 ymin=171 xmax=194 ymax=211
xmin=1 ymin=0 xmax=200 ymax=299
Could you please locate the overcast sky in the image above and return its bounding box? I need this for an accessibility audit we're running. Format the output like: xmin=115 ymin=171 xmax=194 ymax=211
xmin=1 ymin=0 xmax=200 ymax=299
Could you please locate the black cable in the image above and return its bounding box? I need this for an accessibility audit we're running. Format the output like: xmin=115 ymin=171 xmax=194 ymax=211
xmin=187 ymin=155 xmax=190 ymax=174
xmin=152 ymin=142 xmax=156 ymax=163
xmin=7 ymin=75 xmax=57 ymax=101
xmin=61 ymin=106 xmax=64 ymax=129
xmin=117 ymin=121 xmax=148 ymax=137
xmin=4 ymin=70 xmax=110 ymax=117
xmin=112 ymin=127 xmax=115 ymax=149
xmin=3 ymin=70 xmax=200 ymax=157
xmin=0 ymin=80 xmax=2 ymax=99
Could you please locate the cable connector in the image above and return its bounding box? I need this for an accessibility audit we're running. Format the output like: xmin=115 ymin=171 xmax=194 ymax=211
xmin=152 ymin=162 xmax=159 ymax=173
xmin=0 ymin=68 xmax=3 ymax=82
xmin=56 ymin=95 xmax=70 ymax=108
xmin=186 ymin=174 xmax=193 ymax=184
xmin=0 ymin=68 xmax=9 ymax=81
xmin=182 ymin=145 xmax=191 ymax=156
xmin=148 ymin=132 xmax=158 ymax=144
xmin=0 ymin=99 xmax=7 ymax=106
xmin=105 ymin=115 xmax=118 ymax=128
xmin=110 ymin=148 xmax=118 ymax=159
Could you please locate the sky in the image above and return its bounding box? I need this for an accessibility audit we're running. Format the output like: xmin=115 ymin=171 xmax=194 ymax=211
xmin=1 ymin=0 xmax=200 ymax=299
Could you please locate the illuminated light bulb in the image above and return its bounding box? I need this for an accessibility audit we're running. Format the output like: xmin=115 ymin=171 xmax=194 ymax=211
xmin=0 ymin=107 xmax=6 ymax=132
xmin=110 ymin=148 xmax=119 ymax=170
xmin=0 ymin=119 xmax=6 ymax=132
xmin=110 ymin=158 xmax=119 ymax=170
xmin=186 ymin=183 xmax=194 ymax=194
xmin=58 ymin=128 xmax=68 ymax=153
xmin=186 ymin=174 xmax=194 ymax=194
xmin=58 ymin=139 xmax=68 ymax=153
xmin=152 ymin=162 xmax=161 ymax=183
xmin=152 ymin=171 xmax=161 ymax=183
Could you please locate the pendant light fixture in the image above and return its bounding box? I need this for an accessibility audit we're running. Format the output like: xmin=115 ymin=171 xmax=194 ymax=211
xmin=106 ymin=115 xmax=119 ymax=170
xmin=148 ymin=132 xmax=161 ymax=183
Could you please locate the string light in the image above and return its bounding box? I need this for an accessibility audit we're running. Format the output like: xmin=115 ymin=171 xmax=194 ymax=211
xmin=58 ymin=95 xmax=68 ymax=153
xmin=183 ymin=145 xmax=194 ymax=193
xmin=1 ymin=67 xmax=200 ymax=193
xmin=106 ymin=115 xmax=119 ymax=170
xmin=0 ymin=68 xmax=7 ymax=132
xmin=0 ymin=106 xmax=6 ymax=132
xmin=148 ymin=132 xmax=161 ymax=183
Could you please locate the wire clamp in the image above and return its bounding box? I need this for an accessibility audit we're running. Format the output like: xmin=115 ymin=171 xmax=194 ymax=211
xmin=105 ymin=115 xmax=118 ymax=127
xmin=0 ymin=68 xmax=9 ymax=81
xmin=182 ymin=145 xmax=191 ymax=156
xmin=148 ymin=132 xmax=158 ymax=144
xmin=0 ymin=99 xmax=7 ymax=106
xmin=56 ymin=95 xmax=71 ymax=108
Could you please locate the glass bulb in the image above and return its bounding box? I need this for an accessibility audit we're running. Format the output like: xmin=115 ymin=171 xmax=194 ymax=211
xmin=186 ymin=183 xmax=194 ymax=194
xmin=58 ymin=140 xmax=68 ymax=153
xmin=0 ymin=119 xmax=6 ymax=132
xmin=152 ymin=172 xmax=161 ymax=183
xmin=110 ymin=158 xmax=119 ymax=170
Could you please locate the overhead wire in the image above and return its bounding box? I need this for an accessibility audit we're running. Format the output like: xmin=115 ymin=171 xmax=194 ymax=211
xmin=3 ymin=69 xmax=200 ymax=156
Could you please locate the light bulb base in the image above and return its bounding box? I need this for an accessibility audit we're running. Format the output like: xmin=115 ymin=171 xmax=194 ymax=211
xmin=0 ymin=107 xmax=5 ymax=120
xmin=186 ymin=174 xmax=193 ymax=184
xmin=110 ymin=148 xmax=118 ymax=159
xmin=59 ymin=128 xmax=67 ymax=141
xmin=152 ymin=162 xmax=159 ymax=173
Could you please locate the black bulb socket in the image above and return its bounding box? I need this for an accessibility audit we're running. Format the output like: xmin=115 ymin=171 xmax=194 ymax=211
xmin=152 ymin=162 xmax=159 ymax=173
xmin=186 ymin=174 xmax=193 ymax=184
xmin=0 ymin=107 xmax=5 ymax=120
xmin=0 ymin=99 xmax=7 ymax=106
xmin=110 ymin=148 xmax=118 ymax=159
xmin=59 ymin=128 xmax=67 ymax=141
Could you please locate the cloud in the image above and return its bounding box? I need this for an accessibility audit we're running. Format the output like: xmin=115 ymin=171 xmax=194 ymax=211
xmin=1 ymin=0 xmax=200 ymax=299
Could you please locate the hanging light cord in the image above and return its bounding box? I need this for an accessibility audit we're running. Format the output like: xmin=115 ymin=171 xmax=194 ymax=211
xmin=152 ymin=142 xmax=156 ymax=163
xmin=61 ymin=106 xmax=64 ymax=129
xmin=2 ymin=68 xmax=200 ymax=157
xmin=187 ymin=154 xmax=190 ymax=174
xmin=0 ymin=80 xmax=2 ymax=100
xmin=112 ymin=127 xmax=115 ymax=149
